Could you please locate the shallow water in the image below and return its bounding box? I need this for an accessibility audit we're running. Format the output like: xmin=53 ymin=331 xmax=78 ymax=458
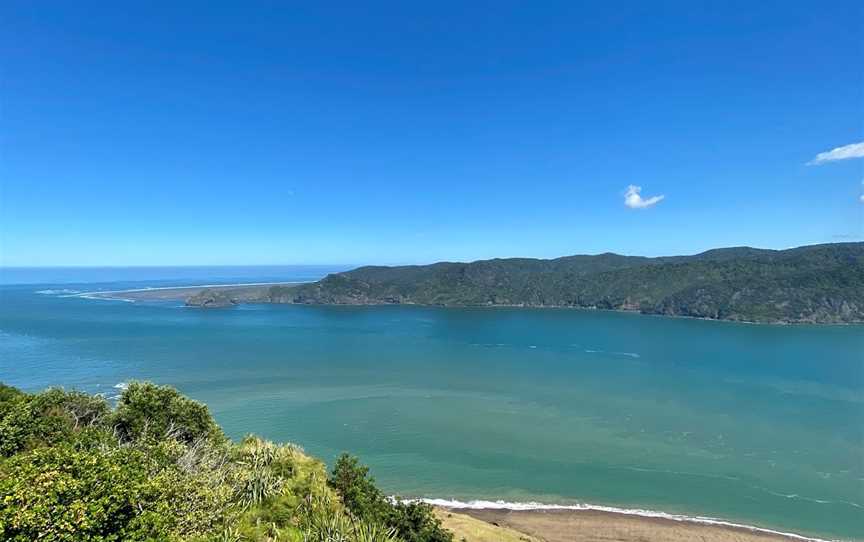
xmin=0 ymin=267 xmax=862 ymax=540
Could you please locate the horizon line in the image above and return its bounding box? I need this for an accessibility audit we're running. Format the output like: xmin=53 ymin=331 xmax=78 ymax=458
xmin=1 ymin=240 xmax=860 ymax=270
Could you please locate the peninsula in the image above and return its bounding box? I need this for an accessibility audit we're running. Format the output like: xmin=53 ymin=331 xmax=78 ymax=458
xmin=97 ymin=242 xmax=864 ymax=324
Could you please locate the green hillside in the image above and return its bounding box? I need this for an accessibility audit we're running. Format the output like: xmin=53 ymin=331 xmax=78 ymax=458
xmin=263 ymin=243 xmax=864 ymax=323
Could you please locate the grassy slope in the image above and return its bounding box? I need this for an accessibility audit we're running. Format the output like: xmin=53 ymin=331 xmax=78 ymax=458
xmin=433 ymin=509 xmax=539 ymax=542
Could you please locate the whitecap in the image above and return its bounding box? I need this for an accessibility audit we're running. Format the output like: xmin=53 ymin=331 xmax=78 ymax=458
xmin=77 ymin=294 xmax=135 ymax=303
xmin=584 ymin=349 xmax=640 ymax=359
xmin=35 ymin=288 xmax=80 ymax=295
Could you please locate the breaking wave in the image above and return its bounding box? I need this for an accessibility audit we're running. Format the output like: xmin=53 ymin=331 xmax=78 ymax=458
xmin=35 ymin=288 xmax=81 ymax=295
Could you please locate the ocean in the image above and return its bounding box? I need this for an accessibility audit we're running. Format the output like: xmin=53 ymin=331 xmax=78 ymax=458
xmin=0 ymin=266 xmax=861 ymax=540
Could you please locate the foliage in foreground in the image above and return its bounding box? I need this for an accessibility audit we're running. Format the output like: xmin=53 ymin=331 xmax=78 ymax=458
xmin=0 ymin=382 xmax=451 ymax=542
xmin=328 ymin=455 xmax=451 ymax=542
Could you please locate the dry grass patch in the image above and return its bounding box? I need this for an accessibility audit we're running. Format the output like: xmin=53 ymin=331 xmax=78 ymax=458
xmin=434 ymin=508 xmax=540 ymax=542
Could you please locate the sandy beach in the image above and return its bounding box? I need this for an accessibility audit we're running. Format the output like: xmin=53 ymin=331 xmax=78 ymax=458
xmin=436 ymin=507 xmax=839 ymax=542
xmin=78 ymin=282 xmax=296 ymax=301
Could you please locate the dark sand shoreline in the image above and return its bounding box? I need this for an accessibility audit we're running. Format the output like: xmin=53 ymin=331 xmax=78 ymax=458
xmin=442 ymin=507 xmax=846 ymax=542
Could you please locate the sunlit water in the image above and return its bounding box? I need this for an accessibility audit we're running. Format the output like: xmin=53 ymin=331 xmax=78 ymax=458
xmin=1 ymin=267 xmax=861 ymax=539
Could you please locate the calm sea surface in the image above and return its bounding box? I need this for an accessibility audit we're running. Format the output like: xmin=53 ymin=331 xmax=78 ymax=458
xmin=0 ymin=267 xmax=862 ymax=540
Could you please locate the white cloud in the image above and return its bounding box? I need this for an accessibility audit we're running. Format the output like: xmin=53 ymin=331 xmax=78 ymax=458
xmin=624 ymin=185 xmax=665 ymax=209
xmin=859 ymin=194 xmax=864 ymax=203
xmin=807 ymin=141 xmax=864 ymax=165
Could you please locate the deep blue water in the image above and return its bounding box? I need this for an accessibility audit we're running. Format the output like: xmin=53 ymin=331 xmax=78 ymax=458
xmin=0 ymin=267 xmax=862 ymax=539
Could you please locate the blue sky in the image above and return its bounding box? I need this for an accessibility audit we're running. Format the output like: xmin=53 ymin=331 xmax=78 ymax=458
xmin=1 ymin=1 xmax=862 ymax=266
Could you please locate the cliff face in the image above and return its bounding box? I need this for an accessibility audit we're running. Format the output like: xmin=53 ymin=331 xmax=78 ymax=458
xmin=262 ymin=242 xmax=864 ymax=323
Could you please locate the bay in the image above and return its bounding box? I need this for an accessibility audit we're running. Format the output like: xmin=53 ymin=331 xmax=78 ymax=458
xmin=0 ymin=267 xmax=861 ymax=540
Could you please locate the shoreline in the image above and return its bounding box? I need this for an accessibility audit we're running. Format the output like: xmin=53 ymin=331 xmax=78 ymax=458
xmin=26 ymin=288 xmax=862 ymax=539
xmin=423 ymin=499 xmax=846 ymax=542
xmin=76 ymin=281 xmax=307 ymax=297
xmin=79 ymin=284 xmax=863 ymax=326
xmin=71 ymin=281 xmax=309 ymax=302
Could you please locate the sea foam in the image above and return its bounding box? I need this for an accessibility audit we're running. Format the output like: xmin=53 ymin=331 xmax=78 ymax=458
xmin=77 ymin=293 xmax=135 ymax=303
xmin=584 ymin=348 xmax=640 ymax=358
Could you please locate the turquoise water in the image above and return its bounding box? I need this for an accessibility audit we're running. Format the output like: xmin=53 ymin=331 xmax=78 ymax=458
xmin=0 ymin=268 xmax=862 ymax=540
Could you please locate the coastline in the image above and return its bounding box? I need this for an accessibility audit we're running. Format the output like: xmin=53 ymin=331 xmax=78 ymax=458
xmin=21 ymin=288 xmax=863 ymax=539
xmin=425 ymin=500 xmax=846 ymax=542
xmin=79 ymin=283 xmax=863 ymax=325
xmin=73 ymin=281 xmax=308 ymax=301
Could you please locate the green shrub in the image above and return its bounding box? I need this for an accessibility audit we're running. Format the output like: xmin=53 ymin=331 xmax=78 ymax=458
xmin=0 ymin=383 xmax=25 ymax=407
xmin=112 ymin=381 xmax=224 ymax=444
xmin=329 ymin=454 xmax=390 ymax=522
xmin=232 ymin=438 xmax=288 ymax=508
xmin=299 ymin=491 xmax=399 ymax=542
xmin=0 ymin=382 xmax=448 ymax=542
xmin=387 ymin=501 xmax=451 ymax=542
xmin=328 ymin=454 xmax=451 ymax=542
xmin=0 ymin=439 xmax=235 ymax=541
xmin=32 ymin=387 xmax=111 ymax=430
xmin=1 ymin=443 xmax=154 ymax=541
xmin=0 ymin=396 xmax=33 ymax=456
xmin=0 ymin=386 xmax=110 ymax=456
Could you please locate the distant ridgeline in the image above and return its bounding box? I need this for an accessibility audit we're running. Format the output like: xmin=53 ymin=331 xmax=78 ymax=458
xmin=244 ymin=242 xmax=864 ymax=324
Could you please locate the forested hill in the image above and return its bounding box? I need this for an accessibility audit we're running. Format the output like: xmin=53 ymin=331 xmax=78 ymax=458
xmin=261 ymin=242 xmax=864 ymax=323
